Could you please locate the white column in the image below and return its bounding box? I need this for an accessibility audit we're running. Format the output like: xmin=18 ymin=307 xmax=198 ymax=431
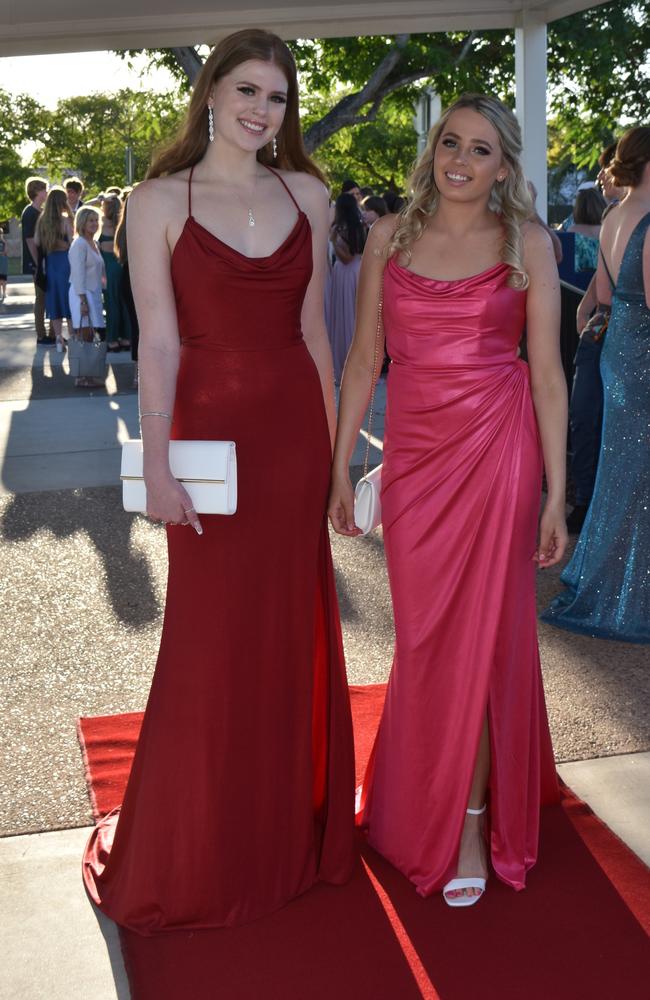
xmin=515 ymin=17 xmax=548 ymax=221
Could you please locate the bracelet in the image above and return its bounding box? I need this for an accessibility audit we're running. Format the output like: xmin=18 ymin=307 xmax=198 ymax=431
xmin=139 ymin=411 xmax=171 ymax=420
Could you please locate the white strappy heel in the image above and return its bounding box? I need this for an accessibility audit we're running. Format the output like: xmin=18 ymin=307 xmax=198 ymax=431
xmin=443 ymin=805 xmax=487 ymax=908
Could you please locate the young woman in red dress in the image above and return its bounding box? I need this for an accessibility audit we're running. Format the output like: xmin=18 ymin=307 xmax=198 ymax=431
xmin=329 ymin=94 xmax=568 ymax=907
xmin=83 ymin=28 xmax=355 ymax=933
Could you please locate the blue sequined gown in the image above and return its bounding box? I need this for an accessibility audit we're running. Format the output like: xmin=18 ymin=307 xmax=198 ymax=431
xmin=542 ymin=211 xmax=650 ymax=643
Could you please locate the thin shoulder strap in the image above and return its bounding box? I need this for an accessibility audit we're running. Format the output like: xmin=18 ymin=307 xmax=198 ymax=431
xmin=599 ymin=247 xmax=616 ymax=290
xmin=265 ymin=166 xmax=301 ymax=212
xmin=188 ymin=165 xmax=195 ymax=217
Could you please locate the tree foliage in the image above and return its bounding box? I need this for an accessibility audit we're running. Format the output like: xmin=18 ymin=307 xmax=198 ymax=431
xmin=115 ymin=1 xmax=648 ymax=189
xmin=33 ymin=90 xmax=187 ymax=190
xmin=0 ymin=88 xmax=187 ymax=219
xmin=547 ymin=1 xmax=649 ymax=168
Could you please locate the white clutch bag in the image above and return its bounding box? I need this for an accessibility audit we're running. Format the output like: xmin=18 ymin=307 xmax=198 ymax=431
xmin=354 ymin=463 xmax=382 ymax=535
xmin=121 ymin=439 xmax=237 ymax=515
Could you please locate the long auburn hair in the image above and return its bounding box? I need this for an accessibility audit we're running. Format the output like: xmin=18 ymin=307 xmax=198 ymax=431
xmin=387 ymin=94 xmax=534 ymax=288
xmin=148 ymin=29 xmax=325 ymax=184
xmin=35 ymin=187 xmax=70 ymax=254
xmin=114 ymin=189 xmax=135 ymax=263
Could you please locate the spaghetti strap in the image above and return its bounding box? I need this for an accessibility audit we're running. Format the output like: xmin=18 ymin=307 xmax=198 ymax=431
xmin=188 ymin=165 xmax=195 ymax=218
xmin=599 ymin=247 xmax=616 ymax=290
xmin=265 ymin=166 xmax=301 ymax=213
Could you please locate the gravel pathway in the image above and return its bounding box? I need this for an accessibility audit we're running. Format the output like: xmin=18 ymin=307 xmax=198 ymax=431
xmin=1 ymin=485 xmax=648 ymax=838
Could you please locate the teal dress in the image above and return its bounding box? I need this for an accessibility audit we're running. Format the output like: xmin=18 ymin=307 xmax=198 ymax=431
xmin=543 ymin=213 xmax=650 ymax=643
xmin=99 ymin=233 xmax=131 ymax=346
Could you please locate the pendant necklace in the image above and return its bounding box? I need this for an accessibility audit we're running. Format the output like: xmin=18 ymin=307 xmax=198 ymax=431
xmin=232 ymin=173 xmax=258 ymax=228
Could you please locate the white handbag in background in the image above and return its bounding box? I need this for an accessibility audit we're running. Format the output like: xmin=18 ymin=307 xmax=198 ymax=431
xmin=121 ymin=439 xmax=237 ymax=515
xmin=353 ymin=283 xmax=384 ymax=535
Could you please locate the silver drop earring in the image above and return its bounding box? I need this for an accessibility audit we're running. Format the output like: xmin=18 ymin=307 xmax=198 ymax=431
xmin=272 ymin=136 xmax=278 ymax=160
xmin=208 ymin=106 xmax=215 ymax=143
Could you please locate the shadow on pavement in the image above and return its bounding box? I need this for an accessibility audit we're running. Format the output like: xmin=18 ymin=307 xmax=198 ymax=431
xmin=0 ymin=487 xmax=159 ymax=629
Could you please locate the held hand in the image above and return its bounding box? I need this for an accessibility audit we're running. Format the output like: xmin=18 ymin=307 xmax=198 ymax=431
xmin=145 ymin=472 xmax=203 ymax=535
xmin=534 ymin=503 xmax=568 ymax=569
xmin=80 ymin=301 xmax=89 ymax=316
xmin=328 ymin=474 xmax=362 ymax=537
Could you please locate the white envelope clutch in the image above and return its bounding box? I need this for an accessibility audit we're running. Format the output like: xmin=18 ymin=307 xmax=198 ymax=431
xmin=121 ymin=439 xmax=237 ymax=515
xmin=354 ymin=463 xmax=382 ymax=535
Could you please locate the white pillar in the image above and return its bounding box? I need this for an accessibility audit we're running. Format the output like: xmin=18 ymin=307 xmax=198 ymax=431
xmin=515 ymin=17 xmax=548 ymax=221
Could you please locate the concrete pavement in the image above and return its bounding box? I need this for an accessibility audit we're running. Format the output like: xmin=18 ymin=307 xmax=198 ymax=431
xmin=0 ymin=276 xmax=648 ymax=1000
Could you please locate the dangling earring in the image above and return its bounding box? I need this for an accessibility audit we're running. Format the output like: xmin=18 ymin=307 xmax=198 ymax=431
xmin=208 ymin=106 xmax=215 ymax=143
xmin=272 ymin=136 xmax=278 ymax=160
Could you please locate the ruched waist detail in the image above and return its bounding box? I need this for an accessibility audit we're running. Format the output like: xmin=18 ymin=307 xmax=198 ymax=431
xmin=389 ymin=356 xmax=526 ymax=374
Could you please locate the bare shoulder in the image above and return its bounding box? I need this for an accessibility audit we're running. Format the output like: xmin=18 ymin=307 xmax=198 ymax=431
xmin=522 ymin=219 xmax=554 ymax=257
xmin=367 ymin=213 xmax=399 ymax=254
xmin=277 ymin=169 xmax=329 ymax=211
xmin=128 ymin=172 xmax=189 ymax=221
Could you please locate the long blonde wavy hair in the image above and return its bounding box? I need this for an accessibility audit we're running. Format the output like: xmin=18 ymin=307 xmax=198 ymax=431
xmin=35 ymin=187 xmax=70 ymax=255
xmin=388 ymin=94 xmax=533 ymax=288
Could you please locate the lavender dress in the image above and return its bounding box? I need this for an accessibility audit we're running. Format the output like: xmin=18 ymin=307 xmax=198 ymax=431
xmin=325 ymin=254 xmax=362 ymax=383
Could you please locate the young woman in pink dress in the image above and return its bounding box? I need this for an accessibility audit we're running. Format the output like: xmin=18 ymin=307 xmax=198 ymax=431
xmin=329 ymin=94 xmax=568 ymax=907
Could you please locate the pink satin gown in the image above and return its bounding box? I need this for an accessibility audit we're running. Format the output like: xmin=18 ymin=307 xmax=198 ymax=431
xmin=359 ymin=257 xmax=558 ymax=896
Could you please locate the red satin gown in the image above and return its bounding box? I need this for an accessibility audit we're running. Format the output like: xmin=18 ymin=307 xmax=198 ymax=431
xmin=359 ymin=257 xmax=558 ymax=895
xmin=83 ymin=167 xmax=356 ymax=933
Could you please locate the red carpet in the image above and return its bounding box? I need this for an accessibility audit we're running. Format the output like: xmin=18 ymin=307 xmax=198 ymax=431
xmin=78 ymin=685 xmax=650 ymax=1000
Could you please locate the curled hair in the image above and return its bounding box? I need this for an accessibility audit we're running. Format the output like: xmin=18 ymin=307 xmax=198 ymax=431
xmin=387 ymin=93 xmax=533 ymax=288
xmin=75 ymin=206 xmax=100 ymax=238
xmin=148 ymin=28 xmax=325 ymax=184
xmin=609 ymin=126 xmax=650 ymax=188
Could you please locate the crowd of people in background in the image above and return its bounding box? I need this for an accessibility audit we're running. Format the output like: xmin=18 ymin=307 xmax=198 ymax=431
xmin=8 ymin=120 xmax=648 ymax=646
xmin=19 ymin=175 xmax=138 ymax=387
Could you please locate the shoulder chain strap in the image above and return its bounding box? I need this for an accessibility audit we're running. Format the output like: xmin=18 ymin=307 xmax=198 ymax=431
xmin=363 ymin=283 xmax=384 ymax=477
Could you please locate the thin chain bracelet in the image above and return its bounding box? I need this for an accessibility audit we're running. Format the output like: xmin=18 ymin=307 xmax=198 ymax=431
xmin=139 ymin=411 xmax=171 ymax=420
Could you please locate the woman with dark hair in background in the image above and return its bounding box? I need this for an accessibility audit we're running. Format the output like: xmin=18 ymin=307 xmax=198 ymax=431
xmin=83 ymin=27 xmax=355 ymax=934
xmin=113 ymin=190 xmax=140 ymax=387
xmin=361 ymin=195 xmax=388 ymax=228
xmin=99 ymin=195 xmax=132 ymax=351
xmin=325 ymin=192 xmax=366 ymax=382
xmin=543 ymin=125 xmax=650 ymax=643
xmin=567 ymin=187 xmax=607 ymax=272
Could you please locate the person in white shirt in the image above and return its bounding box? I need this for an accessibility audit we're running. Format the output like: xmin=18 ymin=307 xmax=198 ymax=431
xmin=68 ymin=207 xmax=106 ymax=387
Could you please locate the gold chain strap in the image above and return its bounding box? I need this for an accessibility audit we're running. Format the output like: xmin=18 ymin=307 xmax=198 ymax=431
xmin=363 ymin=283 xmax=384 ymax=478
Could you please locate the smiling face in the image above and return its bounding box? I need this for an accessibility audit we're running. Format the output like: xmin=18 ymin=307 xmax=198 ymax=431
xmin=209 ymin=58 xmax=288 ymax=153
xmin=433 ymin=108 xmax=507 ymax=205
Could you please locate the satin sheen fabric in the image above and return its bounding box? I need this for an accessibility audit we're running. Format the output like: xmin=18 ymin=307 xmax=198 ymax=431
xmin=359 ymin=257 xmax=558 ymax=896
xmin=83 ymin=169 xmax=356 ymax=933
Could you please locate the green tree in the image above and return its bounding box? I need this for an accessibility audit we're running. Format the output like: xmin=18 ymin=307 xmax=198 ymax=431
xmin=0 ymin=89 xmax=49 ymax=218
xmin=118 ymin=1 xmax=649 ymax=187
xmin=31 ymin=89 xmax=187 ymax=191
